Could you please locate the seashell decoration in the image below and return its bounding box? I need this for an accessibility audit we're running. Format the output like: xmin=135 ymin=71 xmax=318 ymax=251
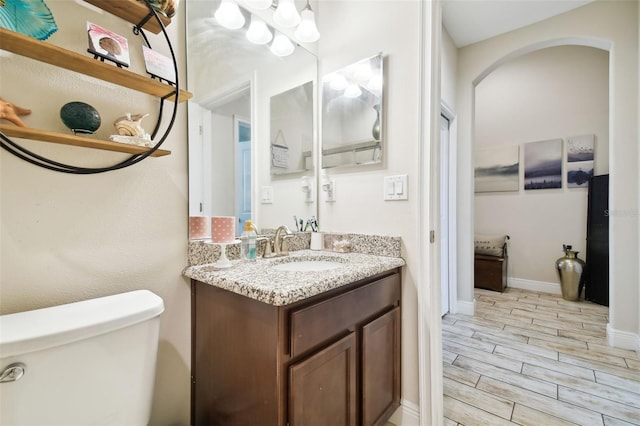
xmin=114 ymin=113 xmax=149 ymax=137
xmin=0 ymin=0 xmax=58 ymax=41
xmin=0 ymin=97 xmax=31 ymax=127
xmin=138 ymin=0 xmax=177 ymax=18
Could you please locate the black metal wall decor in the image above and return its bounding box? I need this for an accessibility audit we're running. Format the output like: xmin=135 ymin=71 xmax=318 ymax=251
xmin=0 ymin=0 xmax=181 ymax=174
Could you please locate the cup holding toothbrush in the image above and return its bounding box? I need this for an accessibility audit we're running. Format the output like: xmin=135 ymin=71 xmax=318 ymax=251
xmin=310 ymin=232 xmax=324 ymax=250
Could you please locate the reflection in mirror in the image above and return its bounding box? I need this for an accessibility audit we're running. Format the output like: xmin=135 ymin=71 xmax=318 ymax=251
xmin=187 ymin=0 xmax=318 ymax=233
xmin=188 ymin=84 xmax=252 ymax=235
xmin=322 ymin=53 xmax=383 ymax=169
xmin=270 ymin=81 xmax=314 ymax=175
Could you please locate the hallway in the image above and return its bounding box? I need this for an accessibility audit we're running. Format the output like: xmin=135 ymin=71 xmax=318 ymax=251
xmin=442 ymin=288 xmax=640 ymax=425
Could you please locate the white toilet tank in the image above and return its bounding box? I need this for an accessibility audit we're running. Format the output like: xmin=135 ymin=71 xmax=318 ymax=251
xmin=0 ymin=290 xmax=164 ymax=426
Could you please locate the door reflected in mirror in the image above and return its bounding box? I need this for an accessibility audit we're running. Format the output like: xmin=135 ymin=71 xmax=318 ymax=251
xmin=187 ymin=83 xmax=252 ymax=235
xmin=322 ymin=53 xmax=383 ymax=169
xmin=270 ymin=81 xmax=314 ymax=175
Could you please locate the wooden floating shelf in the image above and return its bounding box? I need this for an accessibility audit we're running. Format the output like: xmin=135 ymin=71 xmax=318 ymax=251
xmin=83 ymin=0 xmax=172 ymax=34
xmin=0 ymin=124 xmax=171 ymax=157
xmin=0 ymin=29 xmax=192 ymax=103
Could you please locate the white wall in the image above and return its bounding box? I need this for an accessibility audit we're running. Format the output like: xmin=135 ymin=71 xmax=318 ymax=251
xmin=441 ymin=27 xmax=457 ymax=110
xmin=317 ymin=0 xmax=423 ymax=417
xmin=456 ymin=0 xmax=639 ymax=349
xmin=475 ymin=46 xmax=609 ymax=288
xmin=0 ymin=1 xmax=191 ymax=424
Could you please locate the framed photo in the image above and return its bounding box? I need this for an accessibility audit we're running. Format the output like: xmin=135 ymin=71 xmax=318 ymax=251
xmin=567 ymin=134 xmax=595 ymax=162
xmin=87 ymin=21 xmax=130 ymax=68
xmin=142 ymin=45 xmax=176 ymax=84
xmin=524 ymin=138 xmax=562 ymax=190
xmin=271 ymin=144 xmax=289 ymax=168
xmin=567 ymin=161 xmax=594 ymax=188
xmin=474 ymin=145 xmax=519 ymax=193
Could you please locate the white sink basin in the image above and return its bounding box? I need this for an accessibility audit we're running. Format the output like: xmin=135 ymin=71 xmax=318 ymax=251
xmin=272 ymin=260 xmax=345 ymax=272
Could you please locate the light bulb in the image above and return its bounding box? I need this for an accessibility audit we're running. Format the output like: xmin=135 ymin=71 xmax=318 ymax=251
xmin=270 ymin=33 xmax=295 ymax=57
xmin=367 ymin=74 xmax=383 ymax=92
xmin=273 ymin=0 xmax=300 ymax=28
xmin=294 ymin=6 xmax=319 ymax=43
xmin=246 ymin=15 xmax=272 ymax=44
xmin=245 ymin=0 xmax=272 ymax=10
xmin=214 ymin=0 xmax=245 ymax=30
xmin=352 ymin=62 xmax=373 ymax=82
xmin=344 ymin=83 xmax=362 ymax=98
xmin=329 ymin=74 xmax=348 ymax=91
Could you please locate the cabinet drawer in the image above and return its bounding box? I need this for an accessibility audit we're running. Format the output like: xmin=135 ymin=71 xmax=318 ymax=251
xmin=290 ymin=273 xmax=400 ymax=357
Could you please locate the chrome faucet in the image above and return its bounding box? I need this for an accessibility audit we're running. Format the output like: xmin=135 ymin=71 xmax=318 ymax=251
xmin=273 ymin=225 xmax=293 ymax=256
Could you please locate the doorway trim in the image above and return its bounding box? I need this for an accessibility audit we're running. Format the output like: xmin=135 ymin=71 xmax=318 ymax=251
xmin=440 ymin=101 xmax=457 ymax=316
xmin=462 ymin=37 xmax=613 ymax=320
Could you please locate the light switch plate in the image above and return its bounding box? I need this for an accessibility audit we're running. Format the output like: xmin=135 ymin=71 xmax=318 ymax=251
xmin=383 ymin=175 xmax=408 ymax=200
xmin=261 ymin=186 xmax=274 ymax=204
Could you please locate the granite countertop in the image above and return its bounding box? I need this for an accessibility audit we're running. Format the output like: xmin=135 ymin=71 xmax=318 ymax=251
xmin=183 ymin=249 xmax=405 ymax=306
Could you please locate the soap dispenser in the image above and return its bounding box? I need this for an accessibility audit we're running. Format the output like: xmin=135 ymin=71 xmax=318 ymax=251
xmin=241 ymin=220 xmax=258 ymax=261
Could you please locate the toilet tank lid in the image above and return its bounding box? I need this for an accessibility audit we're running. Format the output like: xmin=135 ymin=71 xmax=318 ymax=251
xmin=0 ymin=290 xmax=164 ymax=358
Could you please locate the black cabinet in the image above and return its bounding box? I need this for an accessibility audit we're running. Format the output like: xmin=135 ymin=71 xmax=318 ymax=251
xmin=585 ymin=174 xmax=609 ymax=306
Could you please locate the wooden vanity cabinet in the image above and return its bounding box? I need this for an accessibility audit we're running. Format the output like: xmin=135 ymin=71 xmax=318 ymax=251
xmin=191 ymin=269 xmax=401 ymax=426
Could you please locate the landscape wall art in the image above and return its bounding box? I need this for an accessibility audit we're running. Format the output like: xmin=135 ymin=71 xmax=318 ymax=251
xmin=524 ymin=138 xmax=562 ymax=190
xmin=567 ymin=134 xmax=595 ymax=187
xmin=474 ymin=145 xmax=519 ymax=193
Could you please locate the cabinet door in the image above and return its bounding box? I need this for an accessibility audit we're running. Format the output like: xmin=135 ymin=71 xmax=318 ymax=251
xmin=288 ymin=333 xmax=357 ymax=426
xmin=362 ymin=307 xmax=401 ymax=426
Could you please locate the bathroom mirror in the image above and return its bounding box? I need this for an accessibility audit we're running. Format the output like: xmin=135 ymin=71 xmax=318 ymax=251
xmin=270 ymin=81 xmax=314 ymax=175
xmin=321 ymin=53 xmax=383 ymax=169
xmin=187 ymin=0 xmax=318 ymax=233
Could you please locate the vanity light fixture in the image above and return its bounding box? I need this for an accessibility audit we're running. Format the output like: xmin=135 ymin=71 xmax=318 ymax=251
xmin=245 ymin=0 xmax=272 ymax=10
xmin=294 ymin=1 xmax=320 ymax=43
xmin=328 ymin=74 xmax=348 ymax=91
xmin=344 ymin=83 xmax=362 ymax=99
xmin=246 ymin=15 xmax=273 ymax=44
xmin=215 ymin=0 xmax=245 ymax=29
xmin=367 ymin=73 xmax=383 ymax=92
xmin=214 ymin=0 xmax=319 ymax=57
xmin=352 ymin=62 xmax=373 ymax=82
xmin=273 ymin=0 xmax=300 ymax=28
xmin=270 ymin=32 xmax=295 ymax=57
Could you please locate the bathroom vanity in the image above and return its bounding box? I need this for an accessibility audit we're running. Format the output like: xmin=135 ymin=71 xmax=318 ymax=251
xmin=186 ymin=251 xmax=403 ymax=426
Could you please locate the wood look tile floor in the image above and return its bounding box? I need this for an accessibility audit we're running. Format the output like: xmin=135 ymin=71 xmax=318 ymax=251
xmin=442 ymin=288 xmax=640 ymax=426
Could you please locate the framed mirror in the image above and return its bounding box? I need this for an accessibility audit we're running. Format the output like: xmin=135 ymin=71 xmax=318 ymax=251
xmin=321 ymin=53 xmax=383 ymax=169
xmin=187 ymin=0 xmax=318 ymax=234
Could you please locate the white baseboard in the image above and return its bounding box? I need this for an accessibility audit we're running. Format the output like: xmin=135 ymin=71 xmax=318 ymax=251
xmin=607 ymin=323 xmax=640 ymax=351
xmin=508 ymin=277 xmax=561 ymax=295
xmin=454 ymin=298 xmax=475 ymax=315
xmin=388 ymin=399 xmax=420 ymax=426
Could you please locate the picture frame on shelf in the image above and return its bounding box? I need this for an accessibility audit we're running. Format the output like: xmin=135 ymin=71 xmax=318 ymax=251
xmin=87 ymin=21 xmax=130 ymax=68
xmin=142 ymin=45 xmax=176 ymax=85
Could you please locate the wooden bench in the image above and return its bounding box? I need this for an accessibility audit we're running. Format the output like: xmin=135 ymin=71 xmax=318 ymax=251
xmin=474 ymin=235 xmax=509 ymax=292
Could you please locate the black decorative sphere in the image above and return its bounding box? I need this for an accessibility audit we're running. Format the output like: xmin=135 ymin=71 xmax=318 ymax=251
xmin=60 ymin=102 xmax=101 ymax=134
